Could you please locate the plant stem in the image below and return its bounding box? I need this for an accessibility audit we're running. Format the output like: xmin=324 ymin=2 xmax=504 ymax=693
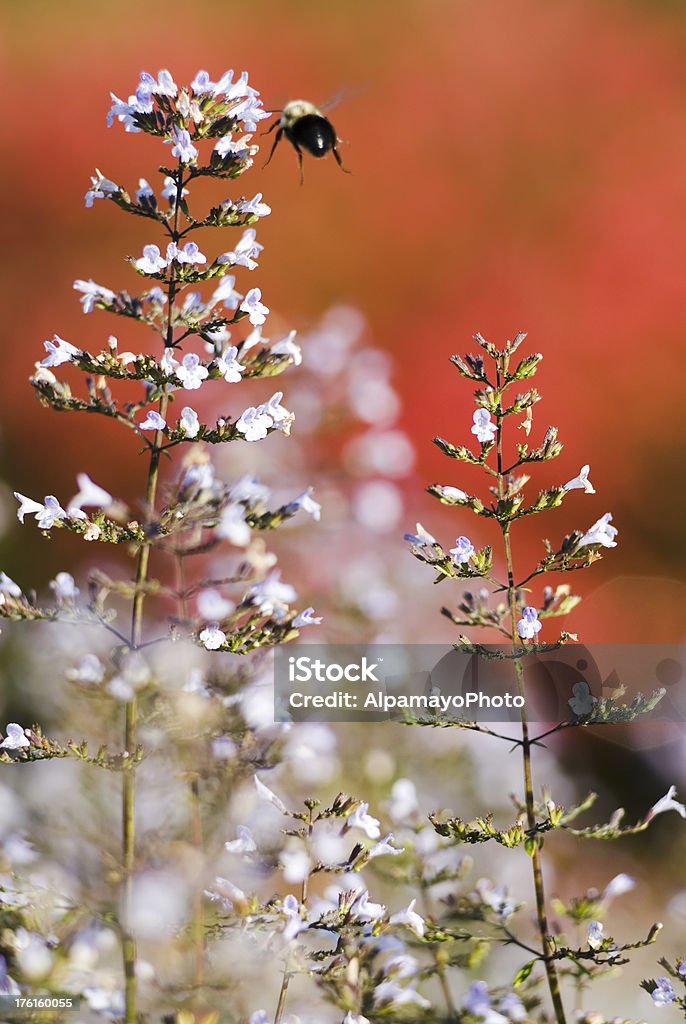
xmin=274 ymin=968 xmax=292 ymax=1024
xmin=495 ymin=357 xmax=567 ymax=1024
xmin=121 ymin=162 xmax=185 ymax=1024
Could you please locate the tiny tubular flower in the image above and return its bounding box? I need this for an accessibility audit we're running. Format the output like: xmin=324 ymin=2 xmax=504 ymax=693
xmin=1 ymin=724 xmax=30 ymax=750
xmin=135 ymin=245 xmax=167 ymax=275
xmin=36 ymin=497 xmax=67 ymax=530
xmin=450 ymin=535 xmax=475 ymax=565
xmin=651 ymin=977 xmax=676 ymax=1006
xmin=0 ymin=573 xmax=22 ymax=598
xmin=217 ymin=345 xmax=244 ymax=383
xmin=516 ymin=605 xmax=542 ymax=640
xmin=563 ymin=464 xmax=595 ymax=494
xmin=68 ymin=473 xmax=113 ymax=512
xmin=649 ymin=785 xmax=686 ymax=820
xmin=179 ymin=407 xmax=200 ymax=438
xmin=271 ymin=330 xmax=301 ymax=365
xmin=217 ymin=504 xmax=251 ymax=547
xmin=578 ymin=512 xmax=618 ymax=548
xmin=434 ymin=485 xmax=468 ymax=503
xmin=168 ymin=241 xmax=206 ymax=266
xmin=218 ymin=228 xmax=263 ymax=271
xmin=389 ymin=898 xmax=425 ymax=937
xmin=471 ymin=408 xmax=497 ymax=444
xmin=253 ymin=775 xmax=287 ymax=813
xmin=240 ymin=287 xmax=269 ymax=326
xmin=587 ymin=920 xmax=604 ymax=949
xmin=346 ymin=802 xmax=381 ymax=839
xmin=139 ymin=410 xmax=167 ymax=431
xmin=50 ymin=572 xmax=79 ymax=604
xmin=292 ymin=607 xmax=322 ymax=627
xmin=176 ymin=353 xmax=209 ymax=390
xmin=198 ymin=624 xmax=226 ymax=650
xmin=85 ymin=173 xmax=119 ymax=208
xmin=225 ymin=826 xmax=256 ymax=855
xmin=73 ymin=278 xmax=116 ymax=313
xmin=238 ymin=193 xmax=271 ymax=218
xmin=40 ymin=335 xmax=82 ymax=368
xmin=568 ymin=680 xmax=598 ymax=717
xmin=170 ymin=126 xmax=198 ymax=164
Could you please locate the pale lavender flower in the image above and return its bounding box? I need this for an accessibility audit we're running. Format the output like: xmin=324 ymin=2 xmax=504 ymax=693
xmin=14 ymin=493 xmax=45 ymax=524
xmin=450 ymin=535 xmax=474 ymax=565
xmin=214 ymin=133 xmax=256 ymax=160
xmin=476 ymin=879 xmax=518 ymax=919
xmin=36 ymin=496 xmax=67 ymax=530
xmin=238 ymin=193 xmax=272 ymax=218
xmin=367 ymin=833 xmax=404 ymax=859
xmin=176 ymin=353 xmax=209 ymax=390
xmin=588 ymin=920 xmax=604 ymax=949
xmin=516 ymin=606 xmax=542 ymax=640
xmin=262 ymin=392 xmax=293 ymax=434
xmin=135 ymin=244 xmax=167 ymax=275
xmin=230 ymin=475 xmax=270 ymax=504
xmin=139 ymin=410 xmax=167 ymax=431
xmin=389 ymin=899 xmax=425 ymax=937
xmin=649 ymin=785 xmax=686 ymax=820
xmin=217 ymin=504 xmax=251 ymax=546
xmin=68 ymin=473 xmax=112 ymax=512
xmin=168 ymin=241 xmax=207 ymax=266
xmin=161 ymin=176 xmax=188 ymax=203
xmin=50 ymin=572 xmax=79 ymax=604
xmin=152 ymin=68 xmax=177 ymax=97
xmin=373 ymin=981 xmax=430 ymax=1009
xmin=217 ymin=345 xmax=244 ymax=382
xmin=235 ymin=405 xmax=272 ymax=442
xmin=389 ymin=778 xmax=418 ymax=821
xmin=134 ymin=178 xmax=155 ymax=204
xmin=232 ymin=95 xmax=271 ymax=133
xmin=211 ymin=275 xmax=242 ymax=309
xmin=212 ymin=736 xmax=236 ymax=760
xmin=288 ymin=487 xmax=321 ymax=521
xmin=579 ymin=512 xmax=618 ymax=548
xmin=568 ymin=680 xmax=598 ymax=717
xmin=563 ymin=464 xmax=595 ymax=494
xmin=254 ymin=775 xmax=287 ymax=813
xmin=246 ymin=573 xmax=297 ymax=616
xmin=84 ymin=173 xmax=119 ymax=208
xmin=106 ymin=92 xmax=141 ymax=132
xmin=179 ymin=406 xmax=200 ymax=438
xmin=225 ymin=826 xmax=257 ymax=855
xmin=347 ymin=803 xmax=381 ymax=839
xmin=73 ymin=278 xmax=116 ymax=313
xmin=434 ymin=484 xmax=468 ymax=503
xmin=240 ymin=287 xmax=269 ymax=326
xmin=350 ymin=890 xmax=385 ymax=922
xmin=404 ymin=523 xmax=438 ymax=553
xmin=603 ymin=873 xmax=635 ymax=900
xmin=0 ymin=955 xmax=20 ymax=996
xmin=280 ymin=847 xmax=311 ymax=884
xmin=170 ymin=126 xmax=198 ymax=164
xmin=471 ymin=408 xmax=497 ymax=444
xmin=271 ymin=330 xmax=301 ymax=365
xmin=218 ymin=228 xmax=263 ymax=271
xmin=160 ymin=348 xmax=180 ymax=376
xmin=197 ymin=589 xmax=235 ymax=621
xmin=651 ymin=977 xmax=676 ymax=1006
xmin=0 ymin=573 xmax=21 ymax=598
xmin=498 ymin=992 xmax=527 ymax=1020
xmin=292 ymin=608 xmax=322 ymax=627
xmin=190 ymin=70 xmax=214 ymax=95
xmin=1 ymin=724 xmax=30 ymax=750
xmin=199 ymin=624 xmax=226 ymax=651
xmin=461 ymin=981 xmax=492 ymax=1015
xmin=40 ymin=335 xmax=82 ymax=367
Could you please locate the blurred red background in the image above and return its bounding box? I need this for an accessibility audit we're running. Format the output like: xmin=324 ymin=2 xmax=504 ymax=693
xmin=1 ymin=0 xmax=686 ymax=641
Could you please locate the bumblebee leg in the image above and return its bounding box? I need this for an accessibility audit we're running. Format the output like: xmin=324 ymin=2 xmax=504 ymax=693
xmin=332 ymin=144 xmax=352 ymax=175
xmin=263 ymin=118 xmax=280 ymax=136
xmin=293 ymin=143 xmax=305 ymax=185
xmin=263 ymin=127 xmax=283 ymax=168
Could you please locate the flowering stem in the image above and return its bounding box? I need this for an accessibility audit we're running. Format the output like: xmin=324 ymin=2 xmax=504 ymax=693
xmin=273 ymin=967 xmax=292 ymax=1024
xmin=122 ymin=162 xmax=185 ymax=1024
xmin=495 ymin=357 xmax=567 ymax=1024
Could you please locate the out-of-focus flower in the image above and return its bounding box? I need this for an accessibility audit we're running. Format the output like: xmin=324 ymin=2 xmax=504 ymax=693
xmin=217 ymin=505 xmax=251 ymax=546
xmin=389 ymin=899 xmax=425 ymax=937
xmin=649 ymin=785 xmax=686 ymax=820
xmin=588 ymin=920 xmax=604 ymax=949
xmin=0 ymin=573 xmax=22 ymax=598
xmin=292 ymin=608 xmax=322 ymax=627
xmin=197 ymin=589 xmax=235 ymax=621
xmin=347 ymin=803 xmax=381 ymax=839
xmin=563 ymin=464 xmax=595 ymax=494
xmin=225 ymin=826 xmax=256 ymax=855
xmin=603 ymin=873 xmax=635 ymax=900
xmin=471 ymin=408 xmax=497 ymax=444
xmin=254 ymin=775 xmax=287 ymax=813
xmin=367 ymin=833 xmax=404 ymax=859
xmin=373 ymin=981 xmax=430 ymax=1009
xmin=68 ymin=473 xmax=113 ymax=512
xmin=287 ymin=488 xmax=321 ymax=522
xmin=271 ymin=330 xmax=301 ymax=365
xmin=568 ymin=681 xmax=597 ymax=717
xmin=517 ymin=606 xmax=542 ymax=640
xmin=651 ymin=977 xmax=676 ymax=1005
xmin=50 ymin=572 xmax=79 ymax=603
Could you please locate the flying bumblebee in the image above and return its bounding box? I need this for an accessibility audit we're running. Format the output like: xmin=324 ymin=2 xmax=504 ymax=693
xmin=263 ymin=100 xmax=351 ymax=183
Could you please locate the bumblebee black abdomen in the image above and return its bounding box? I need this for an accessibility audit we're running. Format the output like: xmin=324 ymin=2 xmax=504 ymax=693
xmin=287 ymin=114 xmax=337 ymax=158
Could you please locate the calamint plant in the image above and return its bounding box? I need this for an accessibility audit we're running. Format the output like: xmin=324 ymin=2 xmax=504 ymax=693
xmin=403 ymin=331 xmax=684 ymax=1021
xmin=0 ymin=68 xmax=324 ymax=1023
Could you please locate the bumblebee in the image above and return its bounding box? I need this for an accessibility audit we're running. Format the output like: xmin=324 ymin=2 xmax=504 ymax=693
xmin=264 ymin=100 xmax=350 ymax=183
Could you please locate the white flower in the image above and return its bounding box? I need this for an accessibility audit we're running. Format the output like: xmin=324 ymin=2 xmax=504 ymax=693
xmin=40 ymin=334 xmax=82 ymax=367
xmin=35 ymin=496 xmax=67 ymax=530
xmin=568 ymin=681 xmax=597 ymax=717
xmin=236 ymin=405 xmax=273 ymax=442
xmin=152 ymin=69 xmax=177 ymax=97
xmin=516 ymin=606 xmax=542 ymax=640
xmin=347 ymin=803 xmax=381 ymax=839
xmin=587 ymin=920 xmax=604 ymax=949
xmin=170 ymin=126 xmax=198 ymax=164
xmin=14 ymin=493 xmax=45 ymax=524
xmin=1 ymin=724 xmax=30 ymax=750
xmin=373 ymin=981 xmax=430 ymax=1009
xmin=389 ymin=778 xmax=418 ymax=821
xmin=68 ymin=472 xmax=113 ymax=512
xmin=50 ymin=572 xmax=79 ymax=603
xmin=271 ymin=330 xmax=301 ymax=365
xmin=176 ymin=353 xmax=209 ymax=390
xmin=649 ymin=785 xmax=686 ymax=820
xmin=263 ymin=392 xmax=294 ymax=435
xmin=139 ymin=410 xmax=167 ymax=431
xmin=197 ymin=589 xmax=235 ymax=621
xmin=68 ymin=654 xmax=105 ymax=685
xmin=225 ymin=826 xmax=257 ymax=855
xmin=450 ymin=535 xmax=475 ymax=564
xmin=404 ymin=523 xmax=438 ymax=552
xmin=179 ymin=406 xmax=200 ymax=438
xmin=84 ymin=173 xmax=119 ymax=208
xmin=0 ymin=573 xmax=22 ymax=598
xmin=230 ymin=476 xmax=270 ymax=504
xmin=240 ymin=287 xmax=269 ymax=326
xmin=288 ymin=487 xmax=321 ymax=521
xmin=350 ymin=890 xmax=385 ymax=922
xmin=199 ymin=624 xmax=226 ymax=650
xmin=603 ymin=873 xmax=635 ymax=900
xmin=578 ymin=512 xmax=618 ymax=548
xmin=160 ymin=348 xmax=180 ymax=376
xmin=238 ymin=193 xmax=272 ymax=218
xmin=343 ymin=1015 xmax=370 ymax=1024
xmin=389 ymin=898 xmax=425 ymax=937
xmin=135 ymin=244 xmax=167 ymax=275
xmin=161 ymin=176 xmax=188 ymax=202
xmin=367 ymin=833 xmax=404 ymax=859
xmin=471 ymin=408 xmax=497 ymax=444
xmin=217 ymin=504 xmax=251 ymax=546
xmin=217 ymin=345 xmax=244 ymax=383
xmin=168 ymin=241 xmax=206 ymax=266
xmin=212 ymin=736 xmax=236 ymax=760
xmin=214 ymin=133 xmax=257 ymax=160
xmin=563 ymin=464 xmax=595 ymax=494
xmin=210 ymin=275 xmax=242 ymax=310
xmin=292 ymin=608 xmax=322 ymax=627
xmin=254 ymin=775 xmax=287 ymax=813
xmin=246 ymin=573 xmax=296 ymax=617
xmin=135 ymin=178 xmax=155 ymax=203
xmin=73 ymin=278 xmax=116 ymax=313
xmin=280 ymin=847 xmax=311 ymax=884
xmin=218 ymin=228 xmax=263 ymax=271
xmin=475 ymin=879 xmax=518 ymax=919
xmin=434 ymin=485 xmax=468 ymax=503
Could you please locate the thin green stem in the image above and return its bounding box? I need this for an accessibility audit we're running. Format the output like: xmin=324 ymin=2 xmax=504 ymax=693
xmin=273 ymin=968 xmax=292 ymax=1024
xmin=495 ymin=356 xmax=567 ymax=1024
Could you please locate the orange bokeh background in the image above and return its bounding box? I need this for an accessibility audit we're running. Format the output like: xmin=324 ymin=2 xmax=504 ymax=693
xmin=1 ymin=0 xmax=685 ymax=641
